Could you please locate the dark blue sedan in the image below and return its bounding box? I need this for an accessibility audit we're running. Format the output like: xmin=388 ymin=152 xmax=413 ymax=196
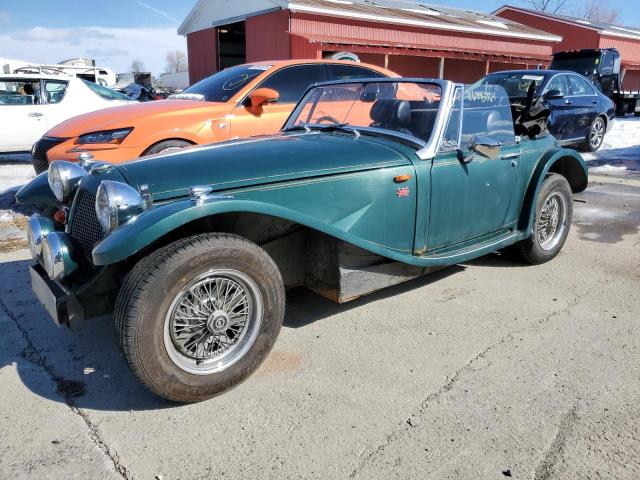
xmin=477 ymin=70 xmax=615 ymax=152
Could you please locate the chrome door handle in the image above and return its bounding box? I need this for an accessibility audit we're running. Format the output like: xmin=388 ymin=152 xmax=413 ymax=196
xmin=500 ymin=153 xmax=520 ymax=160
xmin=28 ymin=112 xmax=43 ymax=117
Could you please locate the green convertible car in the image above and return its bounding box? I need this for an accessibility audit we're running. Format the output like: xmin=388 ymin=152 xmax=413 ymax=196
xmin=18 ymin=78 xmax=587 ymax=402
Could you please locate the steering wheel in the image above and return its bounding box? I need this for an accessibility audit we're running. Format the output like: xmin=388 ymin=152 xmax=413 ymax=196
xmin=316 ymin=115 xmax=342 ymax=125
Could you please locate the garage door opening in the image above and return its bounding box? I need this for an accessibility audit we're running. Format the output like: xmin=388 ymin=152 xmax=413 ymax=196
xmin=217 ymin=21 xmax=246 ymax=70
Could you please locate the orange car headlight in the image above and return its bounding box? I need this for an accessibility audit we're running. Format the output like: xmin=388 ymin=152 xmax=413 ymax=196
xmin=76 ymin=128 xmax=133 ymax=145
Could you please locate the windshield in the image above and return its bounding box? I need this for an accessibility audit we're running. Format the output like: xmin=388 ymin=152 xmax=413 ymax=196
xmin=181 ymin=64 xmax=271 ymax=102
xmin=475 ymin=73 xmax=547 ymax=99
xmin=285 ymin=81 xmax=442 ymax=143
xmin=550 ymin=55 xmax=600 ymax=75
xmin=82 ymin=80 xmax=131 ymax=101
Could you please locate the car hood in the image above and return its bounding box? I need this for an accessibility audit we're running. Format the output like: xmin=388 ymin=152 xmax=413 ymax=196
xmin=117 ymin=132 xmax=411 ymax=201
xmin=47 ymin=99 xmax=228 ymax=137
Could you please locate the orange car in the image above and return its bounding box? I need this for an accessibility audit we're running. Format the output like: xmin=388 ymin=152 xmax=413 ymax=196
xmin=32 ymin=60 xmax=396 ymax=173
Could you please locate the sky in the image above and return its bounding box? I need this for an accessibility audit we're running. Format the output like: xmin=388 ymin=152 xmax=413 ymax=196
xmin=0 ymin=0 xmax=639 ymax=76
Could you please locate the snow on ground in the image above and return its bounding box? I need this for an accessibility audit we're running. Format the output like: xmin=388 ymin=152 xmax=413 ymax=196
xmin=0 ymin=155 xmax=35 ymax=250
xmin=582 ymin=117 xmax=640 ymax=176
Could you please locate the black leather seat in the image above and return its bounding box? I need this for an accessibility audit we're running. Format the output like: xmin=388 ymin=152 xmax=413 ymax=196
xmin=369 ymin=99 xmax=413 ymax=136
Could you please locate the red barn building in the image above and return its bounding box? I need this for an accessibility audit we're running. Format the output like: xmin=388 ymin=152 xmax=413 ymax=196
xmin=495 ymin=5 xmax=640 ymax=90
xmin=179 ymin=0 xmax=560 ymax=85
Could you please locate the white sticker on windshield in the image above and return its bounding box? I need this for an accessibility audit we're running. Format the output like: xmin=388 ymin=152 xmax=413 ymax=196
xmin=248 ymin=65 xmax=272 ymax=71
xmin=521 ymin=75 xmax=544 ymax=81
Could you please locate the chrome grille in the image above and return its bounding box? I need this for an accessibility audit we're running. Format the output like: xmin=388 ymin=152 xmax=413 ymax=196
xmin=31 ymin=137 xmax=66 ymax=174
xmin=69 ymin=190 xmax=103 ymax=257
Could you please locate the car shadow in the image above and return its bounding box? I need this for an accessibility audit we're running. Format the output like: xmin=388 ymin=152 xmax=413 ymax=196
xmin=0 ymin=250 xmax=531 ymax=412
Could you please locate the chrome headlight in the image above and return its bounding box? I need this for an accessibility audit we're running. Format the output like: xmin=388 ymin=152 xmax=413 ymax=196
xmin=27 ymin=214 xmax=55 ymax=259
xmin=42 ymin=232 xmax=78 ymax=280
xmin=95 ymin=181 xmax=148 ymax=234
xmin=48 ymin=160 xmax=88 ymax=202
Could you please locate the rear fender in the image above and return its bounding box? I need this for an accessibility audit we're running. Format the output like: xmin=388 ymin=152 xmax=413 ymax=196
xmin=519 ymin=147 xmax=587 ymax=234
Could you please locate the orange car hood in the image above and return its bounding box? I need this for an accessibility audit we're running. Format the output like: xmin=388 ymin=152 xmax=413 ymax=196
xmin=47 ymin=99 xmax=229 ymax=137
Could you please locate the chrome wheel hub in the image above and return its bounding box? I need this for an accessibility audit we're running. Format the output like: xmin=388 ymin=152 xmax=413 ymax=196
xmin=590 ymin=119 xmax=604 ymax=148
xmin=163 ymin=269 xmax=263 ymax=375
xmin=537 ymin=191 xmax=567 ymax=251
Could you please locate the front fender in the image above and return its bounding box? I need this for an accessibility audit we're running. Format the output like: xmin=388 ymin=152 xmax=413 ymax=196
xmin=519 ymin=146 xmax=588 ymax=234
xmin=15 ymin=171 xmax=60 ymax=207
xmin=93 ymin=197 xmax=402 ymax=266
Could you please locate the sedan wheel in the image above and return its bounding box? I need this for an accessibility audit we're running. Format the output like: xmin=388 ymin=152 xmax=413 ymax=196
xmin=585 ymin=117 xmax=605 ymax=152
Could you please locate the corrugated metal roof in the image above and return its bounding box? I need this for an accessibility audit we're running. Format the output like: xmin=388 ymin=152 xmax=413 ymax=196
xmin=287 ymin=1 xmax=561 ymax=41
xmin=179 ymin=0 xmax=561 ymax=42
xmin=494 ymin=5 xmax=640 ymax=42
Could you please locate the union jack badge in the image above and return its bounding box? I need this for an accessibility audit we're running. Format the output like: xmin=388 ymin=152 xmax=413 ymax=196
xmin=396 ymin=187 xmax=410 ymax=198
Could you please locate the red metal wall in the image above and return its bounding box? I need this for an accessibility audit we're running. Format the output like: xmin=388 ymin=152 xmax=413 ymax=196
xmin=246 ymin=10 xmax=291 ymax=62
xmin=444 ymin=59 xmax=487 ymax=83
xmin=496 ymin=9 xmax=601 ymax=52
xmin=489 ymin=61 xmax=529 ymax=73
xmin=623 ymin=70 xmax=640 ymax=91
xmin=187 ymin=27 xmax=218 ymax=85
xmin=599 ymin=36 xmax=640 ymax=66
xmin=290 ymin=13 xmax=554 ymax=60
xmin=387 ymin=55 xmax=439 ymax=78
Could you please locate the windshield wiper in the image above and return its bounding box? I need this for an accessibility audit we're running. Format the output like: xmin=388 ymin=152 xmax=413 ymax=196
xmin=316 ymin=123 xmax=361 ymax=137
xmin=282 ymin=124 xmax=311 ymax=133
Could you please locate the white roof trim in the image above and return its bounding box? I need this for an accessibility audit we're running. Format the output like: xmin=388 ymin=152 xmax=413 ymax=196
xmin=288 ymin=3 xmax=561 ymax=41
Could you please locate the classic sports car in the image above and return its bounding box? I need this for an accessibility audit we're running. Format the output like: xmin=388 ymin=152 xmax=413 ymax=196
xmin=18 ymin=79 xmax=587 ymax=403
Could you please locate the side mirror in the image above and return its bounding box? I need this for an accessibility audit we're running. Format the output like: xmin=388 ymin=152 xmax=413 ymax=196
xmin=543 ymin=89 xmax=564 ymax=100
xmin=244 ymin=88 xmax=279 ymax=113
xmin=458 ymin=135 xmax=501 ymax=163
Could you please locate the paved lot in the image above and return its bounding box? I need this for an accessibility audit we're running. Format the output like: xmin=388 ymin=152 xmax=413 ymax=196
xmin=0 ymin=173 xmax=639 ymax=480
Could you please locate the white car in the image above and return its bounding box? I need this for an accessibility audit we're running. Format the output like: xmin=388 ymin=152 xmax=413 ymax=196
xmin=0 ymin=73 xmax=134 ymax=153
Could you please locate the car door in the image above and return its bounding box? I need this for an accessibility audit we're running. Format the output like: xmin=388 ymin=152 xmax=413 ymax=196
xmin=427 ymin=86 xmax=520 ymax=251
xmin=566 ymin=74 xmax=598 ymax=139
xmin=0 ymin=78 xmax=48 ymax=151
xmin=543 ymin=74 xmax=575 ymax=141
xmin=40 ymin=79 xmax=70 ymax=131
xmin=229 ymin=64 xmax=328 ymax=139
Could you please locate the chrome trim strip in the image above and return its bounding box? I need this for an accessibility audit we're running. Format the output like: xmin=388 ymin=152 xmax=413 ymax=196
xmin=417 ymin=81 xmax=460 ymax=160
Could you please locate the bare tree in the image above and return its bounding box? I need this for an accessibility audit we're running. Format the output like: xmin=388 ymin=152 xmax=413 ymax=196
xmin=130 ymin=59 xmax=145 ymax=73
xmin=520 ymin=0 xmax=570 ymax=14
xmin=578 ymin=0 xmax=620 ymax=23
xmin=165 ymin=51 xmax=188 ymax=73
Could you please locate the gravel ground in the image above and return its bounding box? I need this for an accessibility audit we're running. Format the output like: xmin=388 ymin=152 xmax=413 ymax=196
xmin=0 ymin=122 xmax=639 ymax=479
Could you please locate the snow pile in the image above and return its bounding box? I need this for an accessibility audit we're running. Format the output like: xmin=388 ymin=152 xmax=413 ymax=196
xmin=581 ymin=117 xmax=640 ymax=176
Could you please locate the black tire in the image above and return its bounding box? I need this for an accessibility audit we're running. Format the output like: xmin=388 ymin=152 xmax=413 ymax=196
xmin=514 ymin=173 xmax=573 ymax=265
xmin=580 ymin=116 xmax=606 ymax=152
xmin=635 ymin=111 xmax=640 ymax=118
xmin=114 ymin=233 xmax=285 ymax=403
xmin=142 ymin=139 xmax=192 ymax=156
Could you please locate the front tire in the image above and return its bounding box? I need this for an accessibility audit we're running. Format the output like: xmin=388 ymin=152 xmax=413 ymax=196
xmin=514 ymin=173 xmax=573 ymax=265
xmin=114 ymin=233 xmax=285 ymax=403
xmin=142 ymin=139 xmax=192 ymax=156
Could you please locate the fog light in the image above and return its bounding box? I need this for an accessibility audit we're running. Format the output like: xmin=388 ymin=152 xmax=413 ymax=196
xmin=27 ymin=215 xmax=55 ymax=259
xmin=42 ymin=232 xmax=78 ymax=280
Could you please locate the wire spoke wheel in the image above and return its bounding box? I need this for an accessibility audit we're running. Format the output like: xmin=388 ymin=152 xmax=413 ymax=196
xmin=589 ymin=118 xmax=604 ymax=149
xmin=164 ymin=269 xmax=263 ymax=375
xmin=537 ymin=191 xmax=567 ymax=251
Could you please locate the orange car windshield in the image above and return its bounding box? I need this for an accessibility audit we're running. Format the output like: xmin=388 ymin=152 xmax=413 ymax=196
xmin=181 ymin=64 xmax=270 ymax=102
xmin=285 ymin=81 xmax=442 ymax=143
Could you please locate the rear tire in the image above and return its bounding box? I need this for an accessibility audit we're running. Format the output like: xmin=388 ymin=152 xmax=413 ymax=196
xmin=513 ymin=173 xmax=573 ymax=265
xmin=581 ymin=116 xmax=605 ymax=152
xmin=114 ymin=233 xmax=285 ymax=403
xmin=142 ymin=139 xmax=192 ymax=156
